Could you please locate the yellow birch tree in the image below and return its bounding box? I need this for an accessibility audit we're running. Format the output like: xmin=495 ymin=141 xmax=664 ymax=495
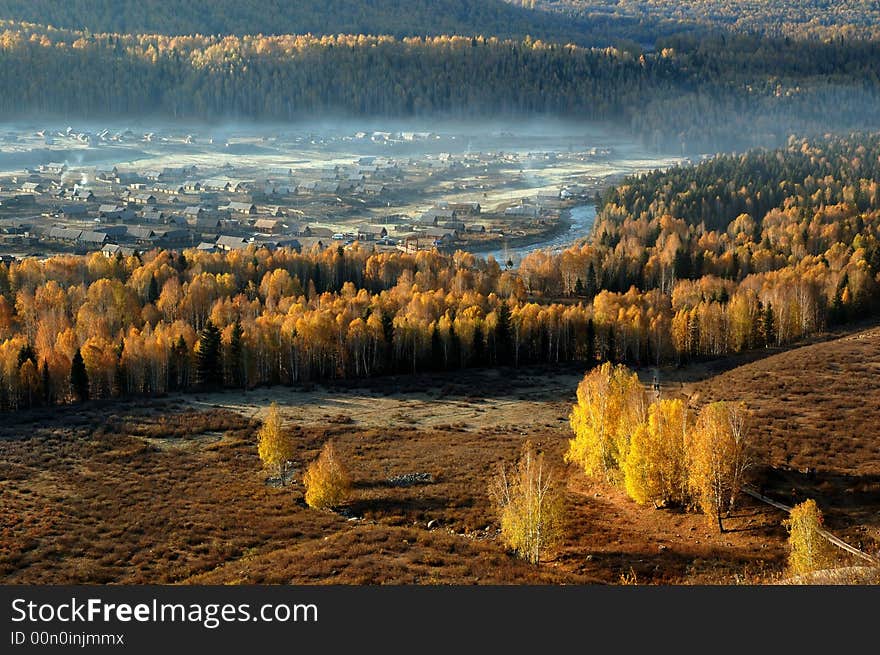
xmin=257 ymin=402 xmax=294 ymax=483
xmin=489 ymin=440 xmax=564 ymax=565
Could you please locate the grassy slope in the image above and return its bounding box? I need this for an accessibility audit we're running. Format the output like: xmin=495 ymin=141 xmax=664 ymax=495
xmin=691 ymin=323 xmax=880 ymax=556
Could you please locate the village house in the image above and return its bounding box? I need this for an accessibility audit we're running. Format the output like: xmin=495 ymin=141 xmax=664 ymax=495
xmin=215 ymin=235 xmax=248 ymax=251
xmin=70 ymin=188 xmax=95 ymax=202
xmin=141 ymin=208 xmax=166 ymax=223
xmin=224 ymin=201 xmax=257 ymax=215
xmin=359 ymin=183 xmax=387 ymax=196
xmin=258 ymin=237 xmax=301 ymax=252
xmin=101 ymin=243 xmax=138 ymax=258
xmin=78 ymin=231 xmax=110 ymax=248
xmin=47 ymin=227 xmax=83 ymax=242
xmin=419 ymin=208 xmax=456 ymax=225
xmin=253 ymin=218 xmax=284 ymax=235
xmin=130 ymin=193 xmax=158 ymax=206
xmin=303 ymin=226 xmax=334 ymax=239
xmin=57 ymin=204 xmax=89 ymax=218
xmin=40 ymin=163 xmax=67 ymax=175
xmin=183 ymin=206 xmax=213 ymax=222
xmin=504 ymin=202 xmax=540 ymax=218
xmin=422 ymin=227 xmax=459 ymax=245
xmin=190 ymin=215 xmax=222 ymax=232
xmin=127 ymin=226 xmax=157 ymax=244
xmin=98 ymin=224 xmax=128 ymax=238
xmin=356 ymin=225 xmax=388 ymax=241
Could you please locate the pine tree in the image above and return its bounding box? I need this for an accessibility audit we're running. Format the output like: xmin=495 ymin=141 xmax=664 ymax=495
xmin=113 ymin=339 xmax=126 ymax=396
xmin=585 ymin=262 xmax=598 ymax=298
xmin=472 ymin=323 xmax=486 ymax=367
xmin=41 ymin=360 xmax=51 ymax=405
xmin=17 ymin=344 xmax=36 ymax=368
xmin=196 ymin=320 xmax=223 ymax=388
xmin=494 ymin=300 xmax=512 ymax=365
xmin=227 ymin=320 xmax=245 ymax=388
xmin=70 ymin=348 xmax=89 ymax=402
xmin=430 ymin=323 xmax=444 ymax=370
xmin=170 ymin=335 xmax=190 ymax=390
xmin=449 ymin=321 xmax=461 ymax=369
xmin=761 ymin=302 xmax=776 ymax=347
xmin=585 ymin=318 xmax=596 ymax=367
xmin=147 ymin=274 xmax=160 ymax=304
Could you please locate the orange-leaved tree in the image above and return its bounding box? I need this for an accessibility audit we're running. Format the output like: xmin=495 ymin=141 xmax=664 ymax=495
xmin=686 ymin=401 xmax=753 ymax=532
xmin=303 ymin=440 xmax=352 ymax=509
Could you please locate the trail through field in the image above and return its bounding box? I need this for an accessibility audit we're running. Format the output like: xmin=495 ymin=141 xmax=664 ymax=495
xmin=181 ymin=371 xmax=585 ymax=433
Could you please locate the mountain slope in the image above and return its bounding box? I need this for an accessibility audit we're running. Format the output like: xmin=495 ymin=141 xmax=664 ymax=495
xmin=0 ymin=0 xmax=593 ymax=43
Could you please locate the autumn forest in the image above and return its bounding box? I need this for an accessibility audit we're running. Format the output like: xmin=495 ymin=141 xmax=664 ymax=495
xmin=1 ymin=1 xmax=879 ymax=596
xmin=0 ymin=134 xmax=875 ymax=411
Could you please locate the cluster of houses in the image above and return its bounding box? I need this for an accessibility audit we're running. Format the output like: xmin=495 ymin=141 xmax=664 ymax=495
xmin=0 ymin=130 xmax=587 ymax=259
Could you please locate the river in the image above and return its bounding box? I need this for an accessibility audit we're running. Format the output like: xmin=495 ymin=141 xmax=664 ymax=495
xmin=484 ymin=204 xmax=596 ymax=266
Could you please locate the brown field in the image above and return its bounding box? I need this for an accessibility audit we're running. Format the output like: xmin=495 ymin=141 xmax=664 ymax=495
xmin=2 ymin=325 xmax=879 ymax=585
xmin=688 ymin=325 xmax=880 ymax=559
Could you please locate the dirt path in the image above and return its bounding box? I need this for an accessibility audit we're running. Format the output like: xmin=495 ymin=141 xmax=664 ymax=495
xmin=180 ymin=371 xmax=585 ymax=433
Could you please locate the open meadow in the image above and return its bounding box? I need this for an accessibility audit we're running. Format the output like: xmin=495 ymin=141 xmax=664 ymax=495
xmin=4 ymin=321 xmax=878 ymax=585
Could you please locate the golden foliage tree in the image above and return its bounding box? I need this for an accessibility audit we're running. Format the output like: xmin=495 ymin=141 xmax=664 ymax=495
xmin=257 ymin=402 xmax=294 ymax=482
xmin=623 ymin=398 xmax=690 ymax=507
xmin=686 ymin=401 xmax=753 ymax=532
xmin=303 ymin=440 xmax=352 ymax=509
xmin=489 ymin=440 xmax=564 ymax=565
xmin=566 ymin=362 xmax=647 ymax=480
xmin=784 ymin=499 xmax=837 ymax=576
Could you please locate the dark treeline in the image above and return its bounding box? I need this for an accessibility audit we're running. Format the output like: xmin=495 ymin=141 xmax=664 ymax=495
xmin=1 ymin=135 xmax=879 ymax=411
xmin=533 ymin=0 xmax=880 ymax=41
xmin=0 ymin=24 xmax=879 ymax=151
xmin=0 ymin=0 xmax=596 ymax=44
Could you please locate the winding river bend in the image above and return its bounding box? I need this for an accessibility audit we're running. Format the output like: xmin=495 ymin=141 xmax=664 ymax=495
xmin=484 ymin=204 xmax=596 ymax=266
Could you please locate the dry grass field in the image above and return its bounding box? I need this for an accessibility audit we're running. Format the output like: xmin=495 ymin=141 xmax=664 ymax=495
xmin=689 ymin=325 xmax=880 ymax=560
xmin=2 ymin=325 xmax=879 ymax=585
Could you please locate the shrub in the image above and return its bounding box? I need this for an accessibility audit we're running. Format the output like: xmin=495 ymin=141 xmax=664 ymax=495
xmin=303 ymin=441 xmax=352 ymax=509
xmin=784 ymin=499 xmax=837 ymax=575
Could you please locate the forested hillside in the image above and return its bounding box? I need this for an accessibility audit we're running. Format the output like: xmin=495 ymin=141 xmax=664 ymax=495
xmin=0 ymin=135 xmax=878 ymax=411
xmin=1 ymin=23 xmax=879 ymax=152
xmin=0 ymin=0 xmax=594 ymax=44
xmin=526 ymin=1 xmax=880 ymax=41
xmin=520 ymin=133 xmax=880 ymax=359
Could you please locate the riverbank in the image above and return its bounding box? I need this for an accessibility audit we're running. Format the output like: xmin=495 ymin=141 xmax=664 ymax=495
xmin=478 ymin=203 xmax=598 ymax=264
xmin=461 ymin=207 xmax=577 ymax=258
